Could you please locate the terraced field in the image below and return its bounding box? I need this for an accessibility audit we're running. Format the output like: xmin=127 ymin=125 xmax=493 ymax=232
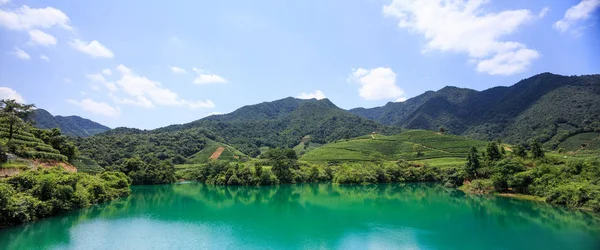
xmin=558 ymin=132 xmax=600 ymax=151
xmin=186 ymin=140 xmax=247 ymax=164
xmin=300 ymin=130 xmax=488 ymax=168
xmin=0 ymin=125 xmax=68 ymax=162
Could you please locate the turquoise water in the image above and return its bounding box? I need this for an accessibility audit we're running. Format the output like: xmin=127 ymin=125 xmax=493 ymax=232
xmin=1 ymin=183 xmax=599 ymax=249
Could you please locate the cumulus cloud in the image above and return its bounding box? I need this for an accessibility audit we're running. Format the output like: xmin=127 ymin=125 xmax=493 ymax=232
xmin=168 ymin=66 xmax=186 ymax=74
xmin=0 ymin=5 xmax=71 ymax=31
xmin=69 ymin=39 xmax=114 ymax=58
xmin=86 ymin=73 xmax=118 ymax=92
xmin=109 ymin=93 xmax=154 ymax=108
xmin=102 ymin=68 xmax=112 ymax=76
xmin=192 ymin=68 xmax=227 ymax=84
xmin=0 ymin=87 xmax=25 ymax=103
xmin=297 ymin=90 xmax=326 ymax=100
xmin=350 ymin=67 xmax=406 ymax=101
xmin=40 ymin=54 xmax=49 ymax=61
xmin=0 ymin=0 xmax=10 ymax=6
xmin=112 ymin=64 xmax=215 ymax=109
xmin=12 ymin=47 xmax=30 ymax=60
xmin=554 ymin=0 xmax=600 ymax=33
xmin=68 ymin=98 xmax=121 ymax=118
xmin=383 ymin=0 xmax=539 ymax=75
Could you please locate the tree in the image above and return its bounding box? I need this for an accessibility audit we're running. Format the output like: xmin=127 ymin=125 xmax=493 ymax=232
xmin=412 ymin=144 xmax=424 ymax=157
xmin=530 ymin=140 xmax=545 ymax=159
xmin=439 ymin=127 xmax=446 ymax=134
xmin=0 ymin=99 xmax=35 ymax=141
xmin=513 ymin=144 xmax=527 ymax=158
xmin=264 ymin=148 xmax=297 ymax=183
xmin=484 ymin=141 xmax=502 ymax=163
xmin=464 ymin=147 xmax=481 ymax=179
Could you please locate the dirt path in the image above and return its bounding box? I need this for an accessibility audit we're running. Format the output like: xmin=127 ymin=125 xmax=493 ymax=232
xmin=209 ymin=147 xmax=225 ymax=160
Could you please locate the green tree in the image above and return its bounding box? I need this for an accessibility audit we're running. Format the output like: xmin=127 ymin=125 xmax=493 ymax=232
xmin=264 ymin=148 xmax=297 ymax=183
xmin=464 ymin=147 xmax=481 ymax=179
xmin=439 ymin=127 xmax=446 ymax=134
xmin=412 ymin=144 xmax=424 ymax=157
xmin=484 ymin=141 xmax=502 ymax=163
xmin=530 ymin=140 xmax=544 ymax=159
xmin=0 ymin=99 xmax=35 ymax=142
xmin=513 ymin=144 xmax=527 ymax=158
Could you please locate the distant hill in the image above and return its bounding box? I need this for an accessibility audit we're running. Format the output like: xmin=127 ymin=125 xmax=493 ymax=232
xmin=349 ymin=73 xmax=600 ymax=148
xmin=31 ymin=109 xmax=110 ymax=137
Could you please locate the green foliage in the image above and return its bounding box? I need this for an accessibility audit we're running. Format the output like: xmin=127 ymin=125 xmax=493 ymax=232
xmin=0 ymin=168 xmax=130 ymax=228
xmin=530 ymin=140 xmax=545 ymax=159
xmin=108 ymin=155 xmax=177 ymax=185
xmin=484 ymin=141 xmax=502 ymax=164
xmin=0 ymin=99 xmax=35 ymax=142
xmin=74 ymin=128 xmax=212 ymax=167
xmin=464 ymin=147 xmax=481 ymax=179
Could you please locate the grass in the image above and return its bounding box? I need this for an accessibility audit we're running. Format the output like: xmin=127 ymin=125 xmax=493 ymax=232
xmin=0 ymin=125 xmax=70 ymax=162
xmin=301 ymin=130 xmax=487 ymax=163
xmin=0 ymin=161 xmax=30 ymax=169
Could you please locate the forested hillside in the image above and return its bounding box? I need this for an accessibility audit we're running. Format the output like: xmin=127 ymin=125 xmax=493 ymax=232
xmin=350 ymin=73 xmax=600 ymax=148
xmin=152 ymin=97 xmax=401 ymax=156
xmin=31 ymin=109 xmax=110 ymax=137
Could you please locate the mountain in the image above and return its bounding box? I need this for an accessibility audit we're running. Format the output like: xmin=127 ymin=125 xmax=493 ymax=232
xmin=349 ymin=73 xmax=600 ymax=147
xmin=136 ymin=97 xmax=400 ymax=157
xmin=31 ymin=109 xmax=111 ymax=137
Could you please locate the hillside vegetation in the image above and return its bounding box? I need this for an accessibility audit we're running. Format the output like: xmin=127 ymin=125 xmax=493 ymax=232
xmin=31 ymin=109 xmax=110 ymax=137
xmin=153 ymin=97 xmax=401 ymax=156
xmin=301 ymin=130 xmax=487 ymax=167
xmin=350 ymin=73 xmax=600 ymax=149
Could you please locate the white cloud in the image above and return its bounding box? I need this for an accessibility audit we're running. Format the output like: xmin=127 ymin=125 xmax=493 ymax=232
xmin=40 ymin=54 xmax=49 ymax=61
xmin=28 ymin=29 xmax=56 ymax=46
xmin=396 ymin=97 xmax=407 ymax=102
xmin=0 ymin=87 xmax=25 ymax=103
xmin=63 ymin=78 xmax=72 ymax=83
xmin=185 ymin=100 xmax=216 ymax=109
xmin=0 ymin=0 xmax=10 ymax=6
xmin=297 ymin=90 xmax=326 ymax=100
xmin=13 ymin=47 xmax=30 ymax=60
xmin=193 ymin=74 xmax=228 ymax=84
xmin=383 ymin=0 xmax=539 ymax=75
xmin=0 ymin=5 xmax=71 ymax=31
xmin=538 ymin=7 xmax=551 ymax=18
xmin=68 ymin=98 xmax=120 ymax=118
xmin=69 ymin=39 xmax=114 ymax=58
xmin=109 ymin=93 xmax=154 ymax=108
xmin=102 ymin=68 xmax=112 ymax=76
xmin=476 ymin=49 xmax=540 ymax=75
xmin=86 ymin=73 xmax=118 ymax=92
xmin=554 ymin=0 xmax=600 ymax=33
xmin=113 ymin=64 xmax=215 ymax=109
xmin=350 ymin=67 xmax=406 ymax=101
xmin=168 ymin=66 xmax=186 ymax=74
xmin=116 ymin=64 xmax=131 ymax=75
xmin=192 ymin=67 xmax=227 ymax=84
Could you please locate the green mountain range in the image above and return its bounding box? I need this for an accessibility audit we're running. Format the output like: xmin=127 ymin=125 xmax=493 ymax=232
xmin=349 ymin=73 xmax=600 ymax=147
xmin=31 ymin=109 xmax=111 ymax=137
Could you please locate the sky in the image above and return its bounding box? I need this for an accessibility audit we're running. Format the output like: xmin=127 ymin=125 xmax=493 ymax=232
xmin=0 ymin=0 xmax=599 ymax=129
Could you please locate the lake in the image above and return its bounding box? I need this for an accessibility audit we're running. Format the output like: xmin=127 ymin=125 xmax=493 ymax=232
xmin=1 ymin=183 xmax=599 ymax=249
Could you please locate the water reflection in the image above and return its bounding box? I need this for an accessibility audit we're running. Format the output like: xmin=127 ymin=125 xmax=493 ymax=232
xmin=1 ymin=183 xmax=599 ymax=250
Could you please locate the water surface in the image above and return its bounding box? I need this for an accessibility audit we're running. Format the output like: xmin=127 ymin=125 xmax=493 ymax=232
xmin=1 ymin=183 xmax=599 ymax=249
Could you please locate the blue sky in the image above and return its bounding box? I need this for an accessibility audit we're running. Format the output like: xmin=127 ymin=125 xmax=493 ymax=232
xmin=1 ymin=0 xmax=599 ymax=129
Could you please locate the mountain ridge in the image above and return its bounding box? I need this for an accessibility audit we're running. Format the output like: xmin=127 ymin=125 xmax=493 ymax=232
xmin=31 ymin=109 xmax=111 ymax=137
